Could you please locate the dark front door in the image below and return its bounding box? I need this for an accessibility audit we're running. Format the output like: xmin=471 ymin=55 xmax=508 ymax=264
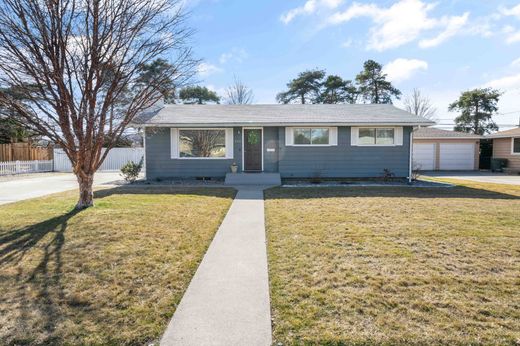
xmin=244 ymin=128 xmax=262 ymax=171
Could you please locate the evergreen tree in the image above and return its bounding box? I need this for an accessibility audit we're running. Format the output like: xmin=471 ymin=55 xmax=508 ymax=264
xmin=276 ymin=69 xmax=326 ymax=104
xmin=355 ymin=60 xmax=401 ymax=104
xmin=449 ymin=88 xmax=501 ymax=135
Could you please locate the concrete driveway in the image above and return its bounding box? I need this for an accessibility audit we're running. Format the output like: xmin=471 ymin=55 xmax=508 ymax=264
xmin=424 ymin=171 xmax=520 ymax=185
xmin=0 ymin=172 xmax=123 ymax=205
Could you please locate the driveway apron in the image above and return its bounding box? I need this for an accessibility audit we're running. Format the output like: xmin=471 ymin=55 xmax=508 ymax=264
xmin=160 ymin=186 xmax=272 ymax=346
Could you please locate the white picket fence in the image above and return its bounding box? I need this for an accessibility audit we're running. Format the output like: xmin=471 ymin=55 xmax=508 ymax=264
xmin=0 ymin=160 xmax=54 ymax=175
xmin=53 ymin=148 xmax=144 ymax=172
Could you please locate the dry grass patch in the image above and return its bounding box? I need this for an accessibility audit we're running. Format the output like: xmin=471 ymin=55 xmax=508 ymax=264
xmin=265 ymin=182 xmax=520 ymax=345
xmin=0 ymin=186 xmax=235 ymax=345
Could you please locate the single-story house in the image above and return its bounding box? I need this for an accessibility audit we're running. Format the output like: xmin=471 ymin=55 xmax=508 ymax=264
xmin=412 ymin=127 xmax=481 ymax=171
xmin=133 ymin=104 xmax=434 ymax=183
xmin=487 ymin=127 xmax=520 ymax=172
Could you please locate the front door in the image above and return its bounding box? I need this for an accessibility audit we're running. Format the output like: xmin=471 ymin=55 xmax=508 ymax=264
xmin=243 ymin=128 xmax=262 ymax=171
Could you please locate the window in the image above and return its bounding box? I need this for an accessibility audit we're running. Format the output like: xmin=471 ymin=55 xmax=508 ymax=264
xmin=293 ymin=128 xmax=330 ymax=145
xmin=179 ymin=129 xmax=226 ymax=158
xmin=514 ymin=138 xmax=520 ymax=154
xmin=358 ymin=128 xmax=395 ymax=145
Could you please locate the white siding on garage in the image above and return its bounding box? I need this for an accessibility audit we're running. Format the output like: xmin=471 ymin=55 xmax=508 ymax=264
xmin=413 ymin=143 xmax=435 ymax=170
xmin=439 ymin=143 xmax=475 ymax=170
xmin=54 ymin=148 xmax=144 ymax=172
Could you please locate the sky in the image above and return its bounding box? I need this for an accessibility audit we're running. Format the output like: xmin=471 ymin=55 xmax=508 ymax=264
xmin=182 ymin=0 xmax=520 ymax=130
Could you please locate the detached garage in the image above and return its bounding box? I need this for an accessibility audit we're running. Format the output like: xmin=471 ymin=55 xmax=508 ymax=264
xmin=413 ymin=128 xmax=481 ymax=171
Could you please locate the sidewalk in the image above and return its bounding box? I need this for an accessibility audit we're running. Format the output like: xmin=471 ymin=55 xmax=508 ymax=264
xmin=160 ymin=187 xmax=272 ymax=346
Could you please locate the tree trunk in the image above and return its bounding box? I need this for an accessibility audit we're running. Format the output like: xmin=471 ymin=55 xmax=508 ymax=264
xmin=76 ymin=172 xmax=94 ymax=209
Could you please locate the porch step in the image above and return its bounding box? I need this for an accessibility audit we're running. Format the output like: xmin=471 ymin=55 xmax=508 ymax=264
xmin=225 ymin=173 xmax=281 ymax=186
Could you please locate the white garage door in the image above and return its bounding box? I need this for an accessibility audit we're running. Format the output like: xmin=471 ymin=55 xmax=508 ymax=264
xmin=439 ymin=143 xmax=475 ymax=170
xmin=413 ymin=143 xmax=435 ymax=170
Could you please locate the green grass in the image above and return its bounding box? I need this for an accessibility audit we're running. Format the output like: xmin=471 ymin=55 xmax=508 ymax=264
xmin=265 ymin=181 xmax=520 ymax=345
xmin=0 ymin=186 xmax=235 ymax=345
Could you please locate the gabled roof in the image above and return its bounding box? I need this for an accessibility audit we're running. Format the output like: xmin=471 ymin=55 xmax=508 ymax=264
xmin=133 ymin=104 xmax=435 ymax=127
xmin=414 ymin=127 xmax=482 ymax=139
xmin=487 ymin=127 xmax=520 ymax=138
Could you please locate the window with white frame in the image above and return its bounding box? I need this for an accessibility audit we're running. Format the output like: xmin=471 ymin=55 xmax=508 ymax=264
xmin=293 ymin=128 xmax=330 ymax=145
xmin=513 ymin=138 xmax=520 ymax=154
xmin=179 ymin=129 xmax=226 ymax=158
xmin=358 ymin=128 xmax=395 ymax=145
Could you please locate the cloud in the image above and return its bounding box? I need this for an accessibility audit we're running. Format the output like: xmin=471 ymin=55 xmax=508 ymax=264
xmin=327 ymin=0 xmax=470 ymax=51
xmin=341 ymin=38 xmax=353 ymax=48
xmin=511 ymin=57 xmax=520 ymax=67
xmin=419 ymin=12 xmax=469 ymax=48
xmin=485 ymin=73 xmax=520 ymax=90
xmin=281 ymin=0 xmax=343 ymax=24
xmin=219 ymin=48 xmax=248 ymax=64
xmin=500 ymin=4 xmax=520 ymax=19
xmin=197 ymin=62 xmax=223 ymax=77
xmin=382 ymin=58 xmax=428 ymax=83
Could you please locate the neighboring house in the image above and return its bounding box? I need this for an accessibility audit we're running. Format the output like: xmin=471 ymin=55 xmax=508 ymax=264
xmin=413 ymin=128 xmax=481 ymax=171
xmin=487 ymin=127 xmax=520 ymax=172
xmin=133 ymin=104 xmax=434 ymax=182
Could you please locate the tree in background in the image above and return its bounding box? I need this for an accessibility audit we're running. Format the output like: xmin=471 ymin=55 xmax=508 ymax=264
xmin=0 ymin=86 xmax=38 ymax=143
xmin=320 ymin=75 xmax=357 ymax=104
xmin=403 ymin=88 xmax=437 ymax=119
xmin=179 ymin=86 xmax=220 ymax=104
xmin=135 ymin=59 xmax=178 ymax=104
xmin=355 ymin=60 xmax=401 ymax=104
xmin=276 ymin=69 xmax=326 ymax=104
xmin=226 ymin=76 xmax=254 ymax=104
xmin=449 ymin=88 xmax=501 ymax=135
xmin=0 ymin=0 xmax=197 ymax=208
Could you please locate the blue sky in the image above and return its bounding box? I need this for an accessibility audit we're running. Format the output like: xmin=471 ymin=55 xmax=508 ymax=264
xmin=184 ymin=0 xmax=520 ymax=129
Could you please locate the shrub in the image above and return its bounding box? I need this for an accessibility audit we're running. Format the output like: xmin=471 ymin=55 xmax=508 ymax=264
xmin=120 ymin=157 xmax=144 ymax=182
xmin=381 ymin=168 xmax=395 ymax=182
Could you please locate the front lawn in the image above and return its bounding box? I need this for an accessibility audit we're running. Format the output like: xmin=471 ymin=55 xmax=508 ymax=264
xmin=265 ymin=181 xmax=520 ymax=345
xmin=0 ymin=187 xmax=235 ymax=345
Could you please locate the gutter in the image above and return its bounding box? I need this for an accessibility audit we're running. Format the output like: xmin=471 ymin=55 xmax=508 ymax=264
xmin=134 ymin=122 xmax=436 ymax=128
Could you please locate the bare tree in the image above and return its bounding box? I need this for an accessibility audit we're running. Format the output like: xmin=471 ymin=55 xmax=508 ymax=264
xmin=403 ymin=88 xmax=437 ymax=120
xmin=0 ymin=0 xmax=197 ymax=208
xmin=226 ymin=76 xmax=254 ymax=104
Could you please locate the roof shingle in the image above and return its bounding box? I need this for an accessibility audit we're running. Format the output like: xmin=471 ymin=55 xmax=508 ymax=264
xmin=414 ymin=127 xmax=481 ymax=139
xmin=133 ymin=104 xmax=435 ymax=126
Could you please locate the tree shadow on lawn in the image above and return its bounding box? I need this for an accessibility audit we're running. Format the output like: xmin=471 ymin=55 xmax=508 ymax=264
xmin=0 ymin=209 xmax=80 ymax=344
xmin=0 ymin=186 xmax=236 ymax=344
xmin=93 ymin=184 xmax=237 ymax=200
xmin=265 ymin=185 xmax=520 ymax=200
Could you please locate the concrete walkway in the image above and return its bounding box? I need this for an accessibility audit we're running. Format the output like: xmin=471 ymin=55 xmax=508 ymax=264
xmin=161 ymin=186 xmax=272 ymax=346
xmin=425 ymin=171 xmax=520 ymax=185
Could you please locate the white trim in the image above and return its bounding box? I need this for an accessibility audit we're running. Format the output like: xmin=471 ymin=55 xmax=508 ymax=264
xmin=285 ymin=126 xmax=338 ymax=147
xmin=140 ymin=122 xmax=433 ymax=128
xmin=143 ymin=128 xmax=147 ymax=179
xmin=170 ymin=128 xmax=179 ymax=159
xmin=512 ymin=137 xmax=520 ymax=155
xmin=351 ymin=127 xmax=402 ymax=147
xmin=172 ymin=128 xmax=232 ymax=160
xmin=409 ymin=128 xmax=414 ymax=183
xmin=416 ymin=136 xmax=482 ymax=140
xmin=242 ymin=127 xmax=264 ymax=172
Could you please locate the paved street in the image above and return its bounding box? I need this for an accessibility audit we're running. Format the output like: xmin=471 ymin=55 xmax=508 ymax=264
xmin=0 ymin=172 xmax=123 ymax=205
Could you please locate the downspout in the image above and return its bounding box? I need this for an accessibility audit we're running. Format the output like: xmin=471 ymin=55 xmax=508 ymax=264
xmin=143 ymin=125 xmax=147 ymax=181
xmin=408 ymin=126 xmax=416 ymax=183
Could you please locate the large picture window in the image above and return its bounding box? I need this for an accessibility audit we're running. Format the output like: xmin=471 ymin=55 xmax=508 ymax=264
xmin=513 ymin=138 xmax=520 ymax=154
xmin=358 ymin=128 xmax=395 ymax=145
xmin=293 ymin=128 xmax=330 ymax=145
xmin=179 ymin=129 xmax=226 ymax=158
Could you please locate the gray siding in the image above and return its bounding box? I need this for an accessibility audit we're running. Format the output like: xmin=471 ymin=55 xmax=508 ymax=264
xmin=277 ymin=126 xmax=412 ymax=178
xmin=145 ymin=126 xmax=412 ymax=179
xmin=263 ymin=127 xmax=279 ymax=173
xmin=145 ymin=127 xmax=241 ymax=179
